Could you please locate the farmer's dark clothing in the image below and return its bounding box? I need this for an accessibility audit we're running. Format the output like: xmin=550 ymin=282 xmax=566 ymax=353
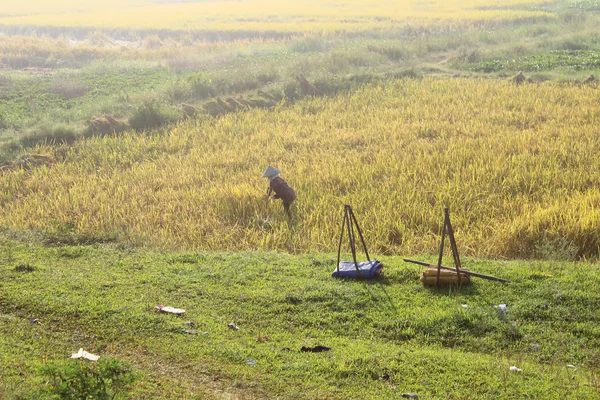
xmin=269 ymin=176 xmax=296 ymax=205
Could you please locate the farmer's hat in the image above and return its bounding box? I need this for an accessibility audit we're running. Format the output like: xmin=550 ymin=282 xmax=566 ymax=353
xmin=262 ymin=166 xmax=281 ymax=178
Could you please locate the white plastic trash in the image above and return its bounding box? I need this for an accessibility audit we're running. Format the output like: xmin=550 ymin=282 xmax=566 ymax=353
xmin=495 ymin=304 xmax=507 ymax=312
xmin=71 ymin=348 xmax=100 ymax=361
xmin=155 ymin=305 xmax=185 ymax=314
xmin=509 ymin=366 xmax=522 ymax=372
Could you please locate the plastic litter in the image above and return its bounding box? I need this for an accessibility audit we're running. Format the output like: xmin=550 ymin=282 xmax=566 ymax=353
xmin=401 ymin=394 xmax=418 ymax=399
xmin=509 ymin=366 xmax=523 ymax=372
xmin=495 ymin=304 xmax=507 ymax=312
xmin=461 ymin=304 xmax=468 ymax=308
xmin=155 ymin=305 xmax=185 ymax=314
xmin=247 ymin=360 xmax=256 ymax=365
xmin=29 ymin=318 xmax=43 ymax=325
xmin=380 ymin=373 xmax=390 ymax=381
xmin=228 ymin=323 xmax=240 ymax=331
xmin=184 ymin=321 xmax=196 ymax=327
xmin=71 ymin=348 xmax=100 ymax=361
xmin=567 ymin=364 xmax=577 ymax=369
xmin=300 ymin=345 xmax=331 ymax=353
xmin=181 ymin=329 xmax=198 ymax=334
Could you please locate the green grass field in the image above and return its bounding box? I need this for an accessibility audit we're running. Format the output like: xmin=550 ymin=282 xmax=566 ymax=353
xmin=1 ymin=238 xmax=599 ymax=399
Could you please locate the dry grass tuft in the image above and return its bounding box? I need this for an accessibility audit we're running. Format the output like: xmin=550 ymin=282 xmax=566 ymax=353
xmin=88 ymin=115 xmax=128 ymax=135
xmin=512 ymin=71 xmax=526 ymax=85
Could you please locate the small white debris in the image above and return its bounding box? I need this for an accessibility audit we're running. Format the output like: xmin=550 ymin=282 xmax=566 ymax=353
xmin=71 ymin=348 xmax=100 ymax=361
xmin=567 ymin=364 xmax=577 ymax=369
xmin=461 ymin=304 xmax=468 ymax=308
xmin=155 ymin=305 xmax=185 ymax=314
xmin=509 ymin=366 xmax=522 ymax=372
xmin=495 ymin=304 xmax=507 ymax=312
xmin=228 ymin=323 xmax=240 ymax=331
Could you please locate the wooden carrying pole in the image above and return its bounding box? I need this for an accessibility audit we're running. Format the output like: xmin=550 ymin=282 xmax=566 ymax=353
xmin=405 ymin=208 xmax=510 ymax=285
xmin=404 ymin=259 xmax=510 ymax=283
xmin=436 ymin=208 xmax=463 ymax=287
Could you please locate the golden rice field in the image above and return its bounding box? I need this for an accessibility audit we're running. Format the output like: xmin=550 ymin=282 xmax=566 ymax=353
xmin=2 ymin=78 xmax=599 ymax=259
xmin=0 ymin=0 xmax=553 ymax=33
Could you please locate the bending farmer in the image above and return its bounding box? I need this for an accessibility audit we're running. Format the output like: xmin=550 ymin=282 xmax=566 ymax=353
xmin=262 ymin=166 xmax=296 ymax=217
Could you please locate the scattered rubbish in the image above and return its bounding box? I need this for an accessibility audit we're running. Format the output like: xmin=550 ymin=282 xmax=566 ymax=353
xmin=181 ymin=329 xmax=198 ymax=334
xmin=461 ymin=304 xmax=468 ymax=308
xmin=184 ymin=321 xmax=196 ymax=327
xmin=567 ymin=364 xmax=577 ymax=369
xmin=529 ymin=344 xmax=541 ymax=352
xmin=509 ymin=366 xmax=523 ymax=372
xmin=155 ymin=305 xmax=185 ymax=315
xmin=300 ymin=345 xmax=331 ymax=353
xmin=247 ymin=360 xmax=256 ymax=365
xmin=29 ymin=318 xmax=43 ymax=325
xmin=544 ymin=274 xmax=553 ymax=277
xmin=228 ymin=323 xmax=240 ymax=331
xmin=380 ymin=373 xmax=390 ymax=381
xmin=495 ymin=304 xmax=507 ymax=312
xmin=71 ymin=348 xmax=100 ymax=361
xmin=401 ymin=394 xmax=418 ymax=399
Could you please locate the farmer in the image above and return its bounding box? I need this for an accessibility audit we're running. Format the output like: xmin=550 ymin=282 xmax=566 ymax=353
xmin=262 ymin=166 xmax=296 ymax=217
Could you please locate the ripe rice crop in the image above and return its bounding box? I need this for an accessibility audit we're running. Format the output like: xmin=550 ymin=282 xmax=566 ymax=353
xmin=0 ymin=0 xmax=553 ymax=34
xmin=2 ymin=77 xmax=599 ymax=259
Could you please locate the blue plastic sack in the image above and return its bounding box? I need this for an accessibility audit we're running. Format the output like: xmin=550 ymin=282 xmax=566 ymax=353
xmin=332 ymin=259 xmax=383 ymax=279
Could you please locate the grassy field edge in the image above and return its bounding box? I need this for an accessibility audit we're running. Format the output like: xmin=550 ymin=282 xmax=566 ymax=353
xmin=1 ymin=236 xmax=599 ymax=398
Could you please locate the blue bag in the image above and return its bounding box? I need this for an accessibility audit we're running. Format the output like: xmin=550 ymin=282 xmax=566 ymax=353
xmin=332 ymin=259 xmax=383 ymax=279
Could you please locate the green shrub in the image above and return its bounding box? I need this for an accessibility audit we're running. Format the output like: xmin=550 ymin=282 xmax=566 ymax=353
xmin=167 ymin=79 xmax=193 ymax=102
xmin=37 ymin=358 xmax=139 ymax=400
xmin=20 ymin=124 xmax=80 ymax=147
xmin=188 ymin=73 xmax=216 ymax=99
xmin=128 ymin=98 xmax=178 ymax=131
xmin=49 ymin=78 xmax=89 ymax=99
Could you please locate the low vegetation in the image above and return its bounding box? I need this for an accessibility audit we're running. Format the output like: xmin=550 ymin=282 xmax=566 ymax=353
xmin=1 ymin=239 xmax=599 ymax=398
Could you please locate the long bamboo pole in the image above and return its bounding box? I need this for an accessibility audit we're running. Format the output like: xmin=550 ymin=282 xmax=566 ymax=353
xmin=403 ymin=258 xmax=511 ymax=283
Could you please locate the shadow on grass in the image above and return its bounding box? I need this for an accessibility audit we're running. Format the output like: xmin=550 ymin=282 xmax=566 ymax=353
xmin=362 ymin=277 xmax=400 ymax=317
